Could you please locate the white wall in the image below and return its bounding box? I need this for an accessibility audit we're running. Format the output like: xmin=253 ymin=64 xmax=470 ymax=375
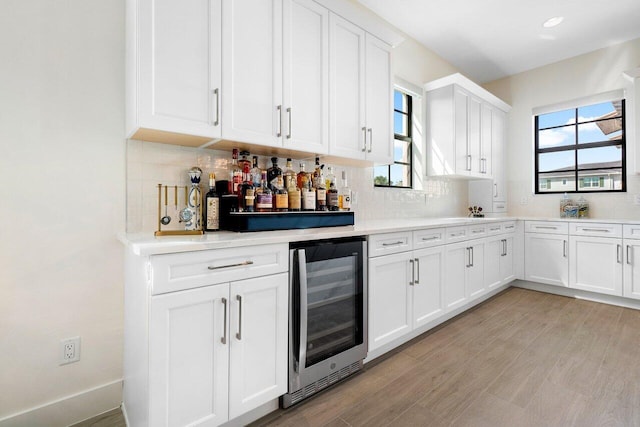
xmin=0 ymin=0 xmax=125 ymax=425
xmin=484 ymin=38 xmax=640 ymax=219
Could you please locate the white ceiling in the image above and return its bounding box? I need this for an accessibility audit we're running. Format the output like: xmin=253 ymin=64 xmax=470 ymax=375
xmin=357 ymin=0 xmax=640 ymax=83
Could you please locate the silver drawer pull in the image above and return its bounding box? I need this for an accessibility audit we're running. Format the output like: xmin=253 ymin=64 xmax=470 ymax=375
xmin=490 ymin=227 xmax=501 ymax=231
xmin=382 ymin=241 xmax=405 ymax=247
xmin=581 ymin=228 xmax=610 ymax=233
xmin=472 ymin=229 xmax=484 ymax=234
xmin=208 ymin=260 xmax=254 ymax=270
xmin=221 ymin=297 xmax=227 ymax=345
xmin=534 ymin=225 xmax=558 ymax=230
xmin=421 ymin=236 xmax=440 ymax=241
xmin=236 ymin=295 xmax=242 ymax=340
xmin=450 ymin=232 xmax=465 ymax=237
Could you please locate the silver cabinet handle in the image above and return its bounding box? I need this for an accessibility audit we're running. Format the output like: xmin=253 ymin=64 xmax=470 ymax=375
xmin=480 ymin=158 xmax=486 ymax=173
xmin=581 ymin=228 xmax=610 ymax=233
xmin=535 ymin=225 xmax=558 ymax=230
xmin=235 ymin=295 xmax=242 ymax=340
xmin=221 ymin=297 xmax=227 ymax=344
xmin=472 ymin=229 xmax=484 ymax=234
xmin=494 ymin=183 xmax=498 ymax=198
xmin=367 ymin=128 xmax=373 ymax=153
xmin=409 ymin=259 xmax=414 ymax=286
xmin=361 ymin=127 xmax=367 ymax=152
xmin=466 ymin=155 xmax=472 ymax=171
xmin=627 ymin=245 xmax=632 ymax=265
xmin=276 ymin=105 xmax=282 ymax=137
xmin=617 ymin=244 xmax=622 ymax=264
xmin=465 ymin=247 xmax=471 ymax=267
xmin=213 ymin=88 xmax=220 ymax=126
xmin=286 ymin=107 xmax=292 ymax=139
xmin=563 ymin=240 xmax=567 ymax=258
xmin=414 ymin=258 xmax=420 ymax=284
xmin=298 ymin=249 xmax=308 ymax=371
xmin=470 ymin=246 xmax=474 ymax=267
xmin=422 ymin=236 xmax=439 ymax=241
xmin=208 ymin=260 xmax=254 ymax=270
xmin=382 ymin=241 xmax=405 ymax=247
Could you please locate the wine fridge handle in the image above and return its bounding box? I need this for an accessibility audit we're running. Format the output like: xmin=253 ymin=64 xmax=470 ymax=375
xmin=298 ymin=249 xmax=308 ymax=372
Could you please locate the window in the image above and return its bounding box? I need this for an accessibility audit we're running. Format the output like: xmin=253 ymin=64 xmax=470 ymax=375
xmin=535 ymin=98 xmax=625 ymax=193
xmin=374 ymin=89 xmax=412 ymax=188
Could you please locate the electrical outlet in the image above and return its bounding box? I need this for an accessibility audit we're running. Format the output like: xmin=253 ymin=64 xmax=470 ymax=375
xmin=520 ymin=196 xmax=528 ymax=205
xmin=634 ymin=194 xmax=640 ymax=206
xmin=60 ymin=336 xmax=81 ymax=365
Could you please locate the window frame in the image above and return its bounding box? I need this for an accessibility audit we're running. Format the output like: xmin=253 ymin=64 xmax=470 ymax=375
xmin=374 ymin=88 xmax=413 ymax=189
xmin=534 ymin=99 xmax=626 ymax=194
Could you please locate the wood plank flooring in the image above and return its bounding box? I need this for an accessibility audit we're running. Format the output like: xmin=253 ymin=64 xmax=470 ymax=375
xmin=80 ymin=287 xmax=640 ymax=426
xmin=254 ymin=287 xmax=640 ymax=427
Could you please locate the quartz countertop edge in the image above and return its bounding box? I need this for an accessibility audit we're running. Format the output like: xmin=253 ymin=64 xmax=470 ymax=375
xmin=118 ymin=216 xmax=640 ymax=256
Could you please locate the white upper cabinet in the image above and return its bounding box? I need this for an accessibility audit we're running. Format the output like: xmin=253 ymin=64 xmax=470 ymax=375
xmin=222 ymin=0 xmax=329 ymax=152
xmin=425 ymin=73 xmax=510 ymax=179
xmin=329 ymin=14 xmax=393 ymax=163
xmin=126 ymin=0 xmax=222 ymax=146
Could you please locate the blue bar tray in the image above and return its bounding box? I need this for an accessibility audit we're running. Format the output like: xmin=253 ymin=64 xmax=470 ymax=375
xmin=221 ymin=210 xmax=354 ymax=232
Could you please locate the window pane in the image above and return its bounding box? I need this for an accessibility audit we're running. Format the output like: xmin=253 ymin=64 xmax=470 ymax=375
xmin=394 ymin=90 xmax=407 ymax=113
xmin=578 ymin=169 xmax=622 ymax=191
xmin=390 ymin=164 xmax=411 ymax=187
xmin=394 ymin=112 xmax=408 ymax=136
xmin=578 ymin=101 xmax=620 ymax=122
xmin=538 ymin=125 xmax=575 ymax=149
xmin=538 ymin=150 xmax=575 ymax=173
xmin=578 ymin=118 xmax=622 ymax=144
xmin=373 ymin=165 xmax=389 ymax=186
xmin=538 ymin=171 xmax=575 ymax=192
xmin=577 ymin=145 xmax=622 ymax=170
xmin=394 ymin=138 xmax=411 ymax=163
xmin=538 ymin=108 xmax=574 ymax=129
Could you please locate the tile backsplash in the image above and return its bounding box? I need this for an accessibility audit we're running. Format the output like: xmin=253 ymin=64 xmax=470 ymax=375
xmin=126 ymin=140 xmax=469 ymax=233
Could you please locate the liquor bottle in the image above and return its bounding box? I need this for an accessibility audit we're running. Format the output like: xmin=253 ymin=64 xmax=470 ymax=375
xmin=315 ymin=166 xmax=327 ymax=211
xmin=327 ymin=179 xmax=339 ymax=211
xmin=239 ymin=161 xmax=255 ymax=212
xmin=325 ymin=166 xmax=336 ymax=191
xmin=203 ymin=173 xmax=220 ymax=231
xmin=228 ymin=148 xmax=242 ymax=194
xmin=250 ymin=156 xmax=262 ymax=189
xmin=255 ymin=171 xmax=273 ymax=212
xmin=302 ymin=178 xmax=316 ymax=211
xmin=267 ymin=157 xmax=282 ymax=192
xmin=297 ymin=163 xmax=309 ymax=190
xmin=338 ymin=170 xmax=352 ymax=211
xmin=287 ymin=176 xmax=301 ymax=211
xmin=284 ymin=158 xmax=296 ymax=190
xmin=239 ymin=150 xmax=251 ymax=171
xmin=274 ymin=175 xmax=288 ymax=212
xmin=312 ymin=156 xmax=322 ymax=188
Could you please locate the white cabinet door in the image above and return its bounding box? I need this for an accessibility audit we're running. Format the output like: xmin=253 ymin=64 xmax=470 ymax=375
xmin=149 ymin=285 xmax=229 ymax=427
xmin=412 ymin=246 xmax=445 ymax=328
xmin=467 ymin=95 xmax=482 ymax=176
xmin=364 ymin=34 xmax=393 ymax=164
xmin=131 ymin=0 xmax=222 ymax=141
xmin=222 ymin=0 xmax=283 ymax=147
xmin=328 ymin=14 xmax=366 ymax=160
xmin=484 ymin=237 xmax=503 ymax=291
xmin=480 ymin=103 xmax=493 ymax=177
xmin=368 ymin=252 xmax=412 ymax=351
xmin=525 ymin=233 xmax=568 ymax=287
xmin=492 ymin=108 xmax=507 ymax=202
xmin=466 ymin=242 xmax=485 ymax=299
xmin=500 ymin=235 xmax=516 ymax=284
xmin=569 ymin=236 xmax=623 ymax=296
xmin=282 ymin=0 xmax=329 ymax=154
xmin=228 ymin=273 xmax=288 ymax=419
xmin=444 ymin=242 xmax=468 ymax=312
xmin=454 ymin=88 xmax=470 ymax=176
xmin=623 ymin=240 xmax=640 ymax=300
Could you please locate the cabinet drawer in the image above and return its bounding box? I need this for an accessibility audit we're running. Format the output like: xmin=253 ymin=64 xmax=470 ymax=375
xmin=623 ymin=224 xmax=640 ymax=239
xmin=468 ymin=224 xmax=487 ymax=238
xmin=368 ymin=231 xmax=413 ymax=256
xmin=486 ymin=223 xmax=503 ymax=235
xmin=413 ymin=227 xmax=445 ymax=249
xmin=525 ymin=221 xmax=568 ymax=235
xmin=502 ymin=221 xmax=517 ymax=233
xmin=150 ymin=243 xmax=289 ymax=295
xmin=570 ymin=222 xmax=621 ymax=238
xmin=446 ymin=226 xmax=468 ymax=243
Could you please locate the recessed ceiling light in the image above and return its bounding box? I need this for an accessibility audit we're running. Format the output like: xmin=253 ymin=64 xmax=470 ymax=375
xmin=543 ymin=16 xmax=564 ymax=28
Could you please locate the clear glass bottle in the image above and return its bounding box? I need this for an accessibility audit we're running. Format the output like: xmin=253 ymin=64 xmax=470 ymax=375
xmin=297 ymin=163 xmax=309 ymax=191
xmin=338 ymin=170 xmax=351 ymax=211
xmin=287 ymin=166 xmax=301 ymax=211
xmin=228 ymin=148 xmax=242 ymax=195
xmin=274 ymin=175 xmax=288 ymax=212
xmin=284 ymin=158 xmax=297 ymax=190
xmin=250 ymin=155 xmax=262 ymax=189
xmin=255 ymin=171 xmax=273 ymax=212
xmin=315 ymin=166 xmax=327 ymax=211
xmin=325 ymin=166 xmax=336 ymax=192
xmin=203 ymin=173 xmax=220 ymax=231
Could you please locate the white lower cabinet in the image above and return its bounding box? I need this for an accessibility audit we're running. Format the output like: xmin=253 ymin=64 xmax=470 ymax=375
xmin=149 ymin=273 xmax=288 ymax=426
xmin=623 ymin=239 xmax=640 ymax=300
xmin=569 ymin=236 xmax=623 ymax=296
xmin=524 ymin=232 xmax=568 ymax=287
xmin=444 ymin=241 xmax=484 ymax=311
xmin=412 ymin=246 xmax=445 ymax=329
xmin=485 ymin=234 xmax=516 ymax=292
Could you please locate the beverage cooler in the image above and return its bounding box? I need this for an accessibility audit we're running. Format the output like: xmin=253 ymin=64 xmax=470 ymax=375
xmin=282 ymin=236 xmax=367 ymax=407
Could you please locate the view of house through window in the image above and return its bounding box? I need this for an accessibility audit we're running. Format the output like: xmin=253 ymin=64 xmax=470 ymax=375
xmin=374 ymin=89 xmax=412 ymax=188
xmin=534 ymin=98 xmax=625 ymax=193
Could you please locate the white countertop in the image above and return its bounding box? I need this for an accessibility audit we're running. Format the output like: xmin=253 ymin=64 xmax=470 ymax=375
xmin=118 ymin=216 xmax=640 ymax=256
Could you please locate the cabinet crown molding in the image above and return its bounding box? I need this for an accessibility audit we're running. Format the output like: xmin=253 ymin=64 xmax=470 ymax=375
xmin=424 ymin=73 xmax=511 ymax=112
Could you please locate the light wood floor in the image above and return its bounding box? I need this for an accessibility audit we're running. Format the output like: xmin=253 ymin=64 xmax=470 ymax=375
xmin=82 ymin=287 xmax=640 ymax=427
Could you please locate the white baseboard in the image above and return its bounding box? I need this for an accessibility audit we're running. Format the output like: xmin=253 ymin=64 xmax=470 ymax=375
xmin=0 ymin=380 xmax=122 ymax=427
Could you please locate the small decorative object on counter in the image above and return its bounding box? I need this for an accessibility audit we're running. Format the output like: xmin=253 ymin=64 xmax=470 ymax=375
xmin=468 ymin=206 xmax=484 ymax=217
xmin=560 ymin=193 xmax=573 ymax=218
xmin=186 ymin=167 xmax=202 ymax=231
xmin=577 ymin=196 xmax=589 ymax=218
